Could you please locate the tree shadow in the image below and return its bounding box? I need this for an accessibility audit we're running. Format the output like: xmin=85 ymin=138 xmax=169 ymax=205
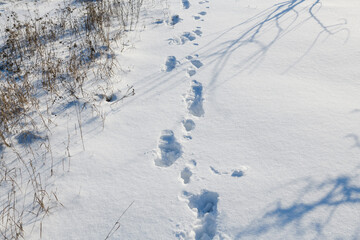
xmin=117 ymin=0 xmax=348 ymax=109
xmin=199 ymin=0 xmax=349 ymax=90
xmin=236 ymin=174 xmax=360 ymax=239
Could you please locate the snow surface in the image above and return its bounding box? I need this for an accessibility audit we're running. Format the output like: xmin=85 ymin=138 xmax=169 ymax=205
xmin=2 ymin=0 xmax=360 ymax=239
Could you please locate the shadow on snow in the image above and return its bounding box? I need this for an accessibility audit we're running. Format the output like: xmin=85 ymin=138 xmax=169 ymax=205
xmin=236 ymin=174 xmax=360 ymax=239
xmin=203 ymin=0 xmax=349 ymax=90
xmin=124 ymin=0 xmax=348 ymax=107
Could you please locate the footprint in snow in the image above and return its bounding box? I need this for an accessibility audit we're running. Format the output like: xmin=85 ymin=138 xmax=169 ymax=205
xmin=231 ymin=170 xmax=244 ymax=177
xmin=164 ymin=56 xmax=179 ymax=72
xmin=190 ymin=60 xmax=203 ymax=69
xmin=183 ymin=190 xmax=219 ymax=239
xmin=193 ymin=16 xmax=201 ymax=20
xmin=182 ymin=119 xmax=196 ymax=139
xmin=186 ymin=67 xmax=197 ymax=77
xmin=180 ymin=159 xmax=197 ymax=184
xmin=181 ymin=167 xmax=193 ymax=184
xmin=193 ymin=29 xmax=203 ymax=37
xmin=182 ymin=32 xmax=196 ymax=41
xmin=168 ymin=15 xmax=181 ymax=26
xmin=185 ymin=80 xmax=204 ymax=117
xmin=154 ymin=130 xmax=182 ymax=167
xmin=210 ymin=166 xmax=246 ymax=178
xmin=183 ymin=119 xmax=196 ymax=131
xmin=168 ymin=32 xmax=196 ymax=45
xmin=198 ymin=11 xmax=207 ymax=16
xmin=181 ymin=0 xmax=190 ymax=9
xmin=186 ymin=55 xmax=203 ymax=69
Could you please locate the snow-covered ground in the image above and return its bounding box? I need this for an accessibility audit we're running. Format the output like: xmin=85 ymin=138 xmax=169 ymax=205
xmin=1 ymin=0 xmax=360 ymax=239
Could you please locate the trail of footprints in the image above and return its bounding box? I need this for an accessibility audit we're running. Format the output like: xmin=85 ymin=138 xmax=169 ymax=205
xmin=152 ymin=1 xmax=242 ymax=238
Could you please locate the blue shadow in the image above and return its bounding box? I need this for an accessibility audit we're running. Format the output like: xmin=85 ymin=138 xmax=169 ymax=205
xmin=236 ymin=174 xmax=360 ymax=239
xmin=201 ymin=0 xmax=348 ymax=89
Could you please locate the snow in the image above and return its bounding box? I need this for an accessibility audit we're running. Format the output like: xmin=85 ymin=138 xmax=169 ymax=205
xmin=1 ymin=0 xmax=360 ymax=239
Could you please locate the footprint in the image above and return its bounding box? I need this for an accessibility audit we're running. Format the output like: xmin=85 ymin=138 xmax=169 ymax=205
xmin=198 ymin=11 xmax=207 ymax=16
xmin=184 ymin=190 xmax=219 ymax=239
xmin=168 ymin=32 xmax=196 ymax=45
xmin=155 ymin=130 xmax=182 ymax=167
xmin=186 ymin=67 xmax=196 ymax=77
xmin=231 ymin=170 xmax=244 ymax=177
xmin=168 ymin=37 xmax=184 ymax=45
xmin=188 ymin=190 xmax=218 ymax=216
xmin=193 ymin=16 xmax=201 ymax=20
xmin=168 ymin=15 xmax=181 ymax=26
xmin=210 ymin=166 xmax=246 ymax=178
xmin=186 ymin=55 xmax=202 ymax=68
xmin=181 ymin=167 xmax=192 ymax=184
xmin=182 ymin=32 xmax=196 ymax=41
xmin=183 ymin=119 xmax=196 ymax=139
xmin=190 ymin=60 xmax=203 ymax=69
xmin=193 ymin=30 xmax=203 ymax=37
xmin=164 ymin=56 xmax=178 ymax=72
xmin=185 ymin=80 xmax=204 ymax=117
xmin=183 ymin=119 xmax=196 ymax=131
xmin=181 ymin=0 xmax=190 ymax=9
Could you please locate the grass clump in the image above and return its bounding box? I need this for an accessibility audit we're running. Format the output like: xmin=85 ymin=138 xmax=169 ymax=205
xmin=0 ymin=0 xmax=144 ymax=238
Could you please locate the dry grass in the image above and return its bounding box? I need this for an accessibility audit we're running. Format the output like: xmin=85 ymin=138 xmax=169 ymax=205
xmin=0 ymin=0 xmax=144 ymax=238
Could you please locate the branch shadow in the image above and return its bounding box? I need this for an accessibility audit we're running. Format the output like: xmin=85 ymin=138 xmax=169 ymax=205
xmin=198 ymin=0 xmax=349 ymax=90
xmin=235 ymin=173 xmax=360 ymax=239
xmin=116 ymin=0 xmax=348 ymax=111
